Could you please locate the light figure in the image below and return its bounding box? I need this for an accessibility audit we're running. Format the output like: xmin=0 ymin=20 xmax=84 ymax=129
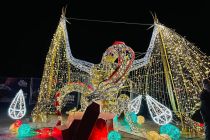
xmin=146 ymin=95 xmax=172 ymax=125
xmin=8 ymin=89 xmax=26 ymax=119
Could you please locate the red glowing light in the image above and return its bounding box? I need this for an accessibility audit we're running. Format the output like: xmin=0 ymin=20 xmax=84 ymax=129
xmin=113 ymin=41 xmax=125 ymax=45
xmin=14 ymin=119 xmax=22 ymax=128
xmin=198 ymin=123 xmax=204 ymax=127
xmin=89 ymin=119 xmax=113 ymax=140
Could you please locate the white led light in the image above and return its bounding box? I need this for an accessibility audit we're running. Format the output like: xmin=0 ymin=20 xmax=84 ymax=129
xmin=8 ymin=89 xmax=26 ymax=119
xmin=128 ymin=95 xmax=142 ymax=114
xmin=146 ymin=95 xmax=172 ymax=125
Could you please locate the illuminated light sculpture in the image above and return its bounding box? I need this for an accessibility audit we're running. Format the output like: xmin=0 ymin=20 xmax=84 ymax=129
xmin=147 ymin=131 xmax=161 ymax=140
xmin=18 ymin=124 xmax=31 ymax=136
xmin=137 ymin=115 xmax=145 ymax=124
xmin=36 ymin=127 xmax=52 ymax=138
xmin=146 ymin=95 xmax=172 ymax=125
xmin=129 ymin=25 xmax=159 ymax=71
xmin=160 ymin=124 xmax=181 ymax=140
xmin=108 ymin=131 xmax=122 ymax=140
xmin=17 ymin=124 xmax=36 ymax=138
xmin=32 ymin=11 xmax=210 ymax=136
xmin=113 ymin=114 xmax=132 ymax=133
xmin=126 ymin=112 xmax=137 ymax=123
xmin=8 ymin=89 xmax=26 ymax=120
xmin=128 ymin=95 xmax=142 ymax=114
xmin=32 ymin=11 xmax=136 ymax=125
xmin=89 ymin=118 xmax=112 ymax=140
xmin=9 ymin=120 xmax=22 ymax=133
xmin=129 ymin=17 xmax=210 ymax=133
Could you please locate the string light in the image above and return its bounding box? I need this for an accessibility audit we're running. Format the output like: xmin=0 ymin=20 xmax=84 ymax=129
xmin=8 ymin=89 xmax=26 ymax=120
xmin=108 ymin=131 xmax=122 ymax=140
xmin=146 ymin=95 xmax=172 ymax=125
xmin=128 ymin=95 xmax=142 ymax=114
xmin=160 ymin=124 xmax=181 ymax=140
xmin=32 ymin=12 xmax=210 ymax=135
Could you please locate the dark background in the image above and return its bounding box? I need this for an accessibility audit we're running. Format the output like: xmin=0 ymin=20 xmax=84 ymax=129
xmin=0 ymin=0 xmax=209 ymax=77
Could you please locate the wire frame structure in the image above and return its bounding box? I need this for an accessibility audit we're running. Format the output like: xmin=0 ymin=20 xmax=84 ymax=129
xmin=31 ymin=14 xmax=92 ymax=123
xmin=129 ymin=19 xmax=210 ymax=133
xmin=31 ymin=13 xmax=136 ymax=124
xmin=8 ymin=89 xmax=26 ymax=120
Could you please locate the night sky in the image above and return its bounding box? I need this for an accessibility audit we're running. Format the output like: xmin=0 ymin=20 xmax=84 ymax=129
xmin=0 ymin=0 xmax=209 ymax=77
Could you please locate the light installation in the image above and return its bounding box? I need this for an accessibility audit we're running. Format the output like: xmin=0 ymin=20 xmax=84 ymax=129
xmin=18 ymin=124 xmax=31 ymax=137
xmin=128 ymin=95 xmax=142 ymax=114
xmin=108 ymin=131 xmax=122 ymax=140
xmin=32 ymin=12 xmax=210 ymax=135
xmin=146 ymin=95 xmax=172 ymax=125
xmin=160 ymin=124 xmax=181 ymax=140
xmin=8 ymin=89 xmax=26 ymax=120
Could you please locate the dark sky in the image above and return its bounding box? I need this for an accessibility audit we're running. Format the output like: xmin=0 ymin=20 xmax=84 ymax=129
xmin=0 ymin=0 xmax=209 ymax=77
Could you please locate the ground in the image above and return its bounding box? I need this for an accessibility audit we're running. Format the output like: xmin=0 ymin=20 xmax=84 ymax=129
xmin=0 ymin=103 xmax=205 ymax=140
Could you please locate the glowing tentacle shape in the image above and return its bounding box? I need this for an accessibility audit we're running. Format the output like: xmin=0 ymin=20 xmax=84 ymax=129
xmin=128 ymin=95 xmax=142 ymax=114
xmin=8 ymin=89 xmax=26 ymax=119
xmin=146 ymin=95 xmax=172 ymax=125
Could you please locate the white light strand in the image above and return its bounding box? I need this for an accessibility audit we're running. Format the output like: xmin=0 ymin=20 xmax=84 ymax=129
xmin=130 ymin=25 xmax=158 ymax=71
xmin=61 ymin=17 xmax=94 ymax=74
xmin=61 ymin=16 xmax=158 ymax=74
xmin=146 ymin=95 xmax=172 ymax=125
xmin=8 ymin=89 xmax=26 ymax=119
xmin=128 ymin=95 xmax=142 ymax=114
